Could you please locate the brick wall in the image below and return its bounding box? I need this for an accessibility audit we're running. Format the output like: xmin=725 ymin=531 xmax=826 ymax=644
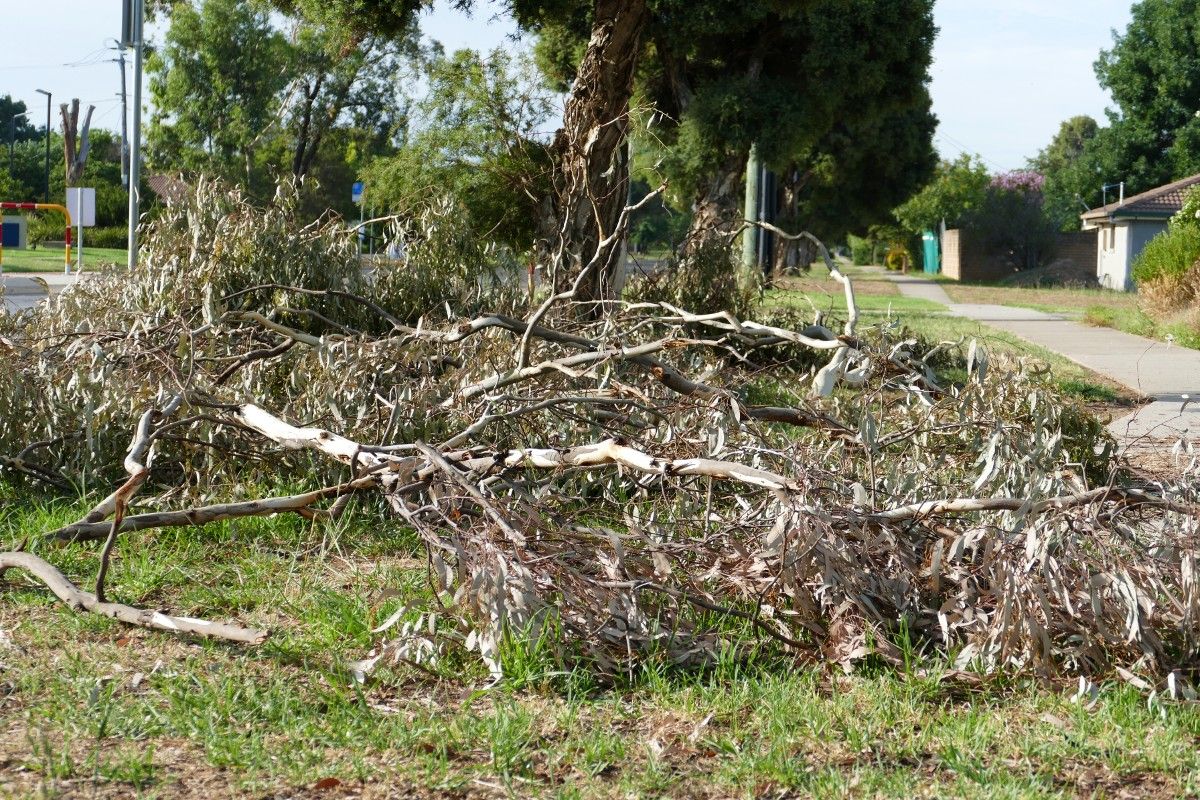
xmin=1054 ymin=231 xmax=1095 ymax=274
xmin=941 ymin=229 xmax=1096 ymax=282
xmin=940 ymin=229 xmax=1012 ymax=282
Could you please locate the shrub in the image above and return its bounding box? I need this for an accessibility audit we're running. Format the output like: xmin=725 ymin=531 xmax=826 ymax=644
xmin=847 ymin=234 xmax=872 ymax=265
xmin=970 ymin=171 xmax=1057 ymax=271
xmin=26 ymin=211 xmax=65 ymax=249
xmin=1130 ymin=224 xmax=1200 ymax=287
xmin=624 ymin=239 xmax=757 ymax=319
xmin=84 ymin=226 xmax=128 ymax=249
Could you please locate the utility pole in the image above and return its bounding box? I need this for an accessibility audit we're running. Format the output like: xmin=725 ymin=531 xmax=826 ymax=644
xmin=741 ymin=144 xmax=761 ymax=276
xmin=124 ymin=0 xmax=144 ymax=270
xmin=117 ymin=48 xmax=129 ymax=188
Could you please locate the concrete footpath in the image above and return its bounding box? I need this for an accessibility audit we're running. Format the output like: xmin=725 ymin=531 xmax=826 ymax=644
xmin=887 ymin=271 xmax=1200 ymax=448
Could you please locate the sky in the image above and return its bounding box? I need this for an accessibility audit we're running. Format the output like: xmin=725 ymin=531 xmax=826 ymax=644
xmin=0 ymin=0 xmax=1135 ymax=172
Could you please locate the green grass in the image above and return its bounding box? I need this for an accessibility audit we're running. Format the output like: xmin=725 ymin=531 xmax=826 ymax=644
xmin=0 ymin=246 xmax=127 ymax=273
xmin=4 ymin=480 xmax=1196 ymax=798
xmin=768 ymin=286 xmax=945 ymax=316
xmin=942 ymin=283 xmax=1142 ymax=316
xmin=765 ymin=288 xmax=1135 ymax=405
xmin=1084 ymin=304 xmax=1200 ymax=350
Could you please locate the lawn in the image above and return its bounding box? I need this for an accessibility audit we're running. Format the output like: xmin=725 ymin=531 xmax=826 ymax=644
xmin=765 ymin=283 xmax=1138 ymax=405
xmin=940 ymin=278 xmax=1200 ymax=352
xmin=2 ymin=491 xmax=1198 ymax=798
xmin=941 ymin=283 xmax=1141 ymax=318
xmin=0 ymin=247 xmax=128 ymax=273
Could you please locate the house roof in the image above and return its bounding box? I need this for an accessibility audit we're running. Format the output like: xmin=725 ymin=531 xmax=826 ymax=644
xmin=1081 ymin=172 xmax=1200 ymax=223
xmin=146 ymin=174 xmax=191 ymax=206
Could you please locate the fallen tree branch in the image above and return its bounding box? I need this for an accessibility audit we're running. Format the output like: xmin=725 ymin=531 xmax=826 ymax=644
xmin=49 ymin=475 xmax=388 ymax=543
xmin=0 ymin=552 xmax=267 ymax=643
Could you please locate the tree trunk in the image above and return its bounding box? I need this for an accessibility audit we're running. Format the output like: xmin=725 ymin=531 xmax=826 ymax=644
xmin=541 ymin=0 xmax=650 ymax=311
xmin=685 ymin=151 xmax=746 ymax=249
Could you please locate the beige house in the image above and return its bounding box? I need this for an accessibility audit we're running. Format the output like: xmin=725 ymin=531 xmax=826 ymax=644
xmin=1081 ymin=173 xmax=1200 ymax=290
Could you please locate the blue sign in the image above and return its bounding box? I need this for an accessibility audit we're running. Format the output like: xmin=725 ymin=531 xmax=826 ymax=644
xmin=352 ymin=181 xmax=364 ymax=204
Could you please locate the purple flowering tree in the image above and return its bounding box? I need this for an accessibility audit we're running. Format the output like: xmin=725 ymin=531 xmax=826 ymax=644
xmin=974 ymin=170 xmax=1057 ymax=271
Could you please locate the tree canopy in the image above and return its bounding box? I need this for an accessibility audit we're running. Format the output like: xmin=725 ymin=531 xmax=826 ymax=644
xmin=147 ymin=0 xmax=291 ymax=187
xmin=363 ymin=48 xmax=553 ymax=251
xmin=0 ymin=96 xmax=38 ymax=145
xmin=146 ymin=0 xmax=419 ymax=215
xmin=1027 ymin=0 xmax=1200 ymax=229
xmin=893 ymin=154 xmax=990 ymax=234
xmin=529 ymin=0 xmax=936 ymax=244
xmin=1028 ymin=115 xmax=1100 ymax=230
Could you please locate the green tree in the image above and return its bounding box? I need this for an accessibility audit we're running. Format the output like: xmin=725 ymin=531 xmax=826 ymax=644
xmin=645 ymin=0 xmax=935 ymax=247
xmin=519 ymin=0 xmax=936 ymax=298
xmin=269 ymin=0 xmax=431 ymax=46
xmin=284 ymin=19 xmax=420 ymax=182
xmin=893 ymin=154 xmax=990 ymax=234
xmin=778 ymin=91 xmax=938 ymax=247
xmin=1029 ymin=115 xmax=1099 ymax=230
xmin=0 ymin=96 xmax=38 ymax=148
xmin=363 ymin=48 xmax=553 ymax=251
xmin=1085 ymin=0 xmax=1200 ymax=195
xmin=147 ymin=0 xmax=291 ymax=188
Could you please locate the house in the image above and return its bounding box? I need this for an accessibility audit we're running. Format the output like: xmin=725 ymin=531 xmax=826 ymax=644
xmin=1081 ymin=173 xmax=1200 ymax=290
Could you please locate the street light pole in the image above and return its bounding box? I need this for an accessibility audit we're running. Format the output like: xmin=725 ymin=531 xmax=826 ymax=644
xmin=9 ymin=111 xmax=28 ymax=181
xmin=126 ymin=0 xmax=144 ymax=270
xmin=35 ymin=89 xmax=50 ymax=204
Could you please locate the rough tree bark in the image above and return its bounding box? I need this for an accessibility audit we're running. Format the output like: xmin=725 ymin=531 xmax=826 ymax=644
xmin=681 ymin=55 xmax=764 ymax=251
xmin=60 ymin=99 xmax=95 ymax=186
xmin=541 ymin=0 xmax=650 ymax=311
xmin=685 ymin=152 xmax=747 ymax=249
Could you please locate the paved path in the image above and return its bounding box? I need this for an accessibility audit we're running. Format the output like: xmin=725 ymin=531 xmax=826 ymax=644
xmin=885 ymin=271 xmax=1200 ymax=448
xmin=1 ymin=271 xmax=80 ymax=313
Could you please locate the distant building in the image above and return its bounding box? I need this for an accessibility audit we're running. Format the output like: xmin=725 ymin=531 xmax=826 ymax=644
xmin=1081 ymin=173 xmax=1200 ymax=290
xmin=145 ymin=174 xmax=191 ymax=206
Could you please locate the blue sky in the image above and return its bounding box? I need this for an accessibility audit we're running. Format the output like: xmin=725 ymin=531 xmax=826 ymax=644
xmin=0 ymin=0 xmax=1134 ymax=172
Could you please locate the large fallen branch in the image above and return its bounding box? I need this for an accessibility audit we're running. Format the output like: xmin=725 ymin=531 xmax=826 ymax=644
xmin=5 ymin=186 xmax=1198 ymax=687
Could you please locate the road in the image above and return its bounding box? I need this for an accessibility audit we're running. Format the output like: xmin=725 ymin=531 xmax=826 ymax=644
xmin=1 ymin=272 xmax=81 ymax=313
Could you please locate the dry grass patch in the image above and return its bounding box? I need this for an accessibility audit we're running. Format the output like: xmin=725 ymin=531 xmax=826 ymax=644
xmin=943 ymin=283 xmax=1141 ymax=315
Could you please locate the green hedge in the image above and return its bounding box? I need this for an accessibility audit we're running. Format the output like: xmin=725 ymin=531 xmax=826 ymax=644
xmin=1131 ymin=224 xmax=1200 ymax=285
xmin=82 ymin=226 xmax=128 ymax=249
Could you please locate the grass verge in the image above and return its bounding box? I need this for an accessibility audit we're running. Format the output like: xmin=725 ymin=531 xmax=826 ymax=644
xmin=1084 ymin=304 xmax=1200 ymax=350
xmin=943 ymin=283 xmax=1141 ymax=317
xmin=0 ymin=247 xmax=128 ymax=273
xmin=2 ymin=491 xmax=1199 ymax=798
xmin=766 ymin=287 xmax=1137 ymax=406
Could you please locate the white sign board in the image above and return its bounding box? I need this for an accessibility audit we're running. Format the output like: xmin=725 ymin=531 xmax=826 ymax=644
xmin=66 ymin=188 xmax=96 ymax=227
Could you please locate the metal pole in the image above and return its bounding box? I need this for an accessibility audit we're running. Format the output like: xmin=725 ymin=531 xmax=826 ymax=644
xmin=741 ymin=143 xmax=760 ymax=275
xmin=8 ymin=111 xmax=28 ymax=183
xmin=127 ymin=0 xmax=144 ymax=270
xmin=35 ymin=90 xmax=50 ymax=204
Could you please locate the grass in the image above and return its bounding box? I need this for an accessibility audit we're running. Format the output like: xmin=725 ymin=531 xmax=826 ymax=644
xmin=0 ymin=247 xmax=127 ymax=273
xmin=942 ymin=276 xmax=1200 ymax=352
xmin=2 ymin=490 xmax=1198 ymax=798
xmin=765 ymin=285 xmax=1136 ymax=406
xmin=1083 ymin=304 xmax=1200 ymax=350
xmin=942 ymin=283 xmax=1142 ymax=318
